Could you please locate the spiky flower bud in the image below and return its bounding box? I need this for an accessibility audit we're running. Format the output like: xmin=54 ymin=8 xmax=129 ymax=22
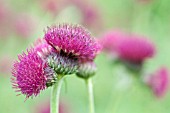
xmin=47 ymin=52 xmax=79 ymax=75
xmin=76 ymin=62 xmax=96 ymax=79
xmin=44 ymin=66 xmax=57 ymax=87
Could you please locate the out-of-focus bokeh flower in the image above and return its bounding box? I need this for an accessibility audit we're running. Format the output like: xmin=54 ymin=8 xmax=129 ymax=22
xmin=13 ymin=13 xmax=37 ymax=38
xmin=35 ymin=100 xmax=70 ymax=113
xmin=0 ymin=0 xmax=13 ymax=38
xmin=137 ymin=0 xmax=153 ymax=4
xmin=39 ymin=0 xmax=68 ymax=16
xmin=146 ymin=67 xmax=169 ymax=98
xmin=100 ymin=30 xmax=126 ymax=52
xmin=0 ymin=55 xmax=13 ymax=76
xmin=69 ymin=0 xmax=102 ymax=29
xmin=116 ymin=35 xmax=155 ymax=65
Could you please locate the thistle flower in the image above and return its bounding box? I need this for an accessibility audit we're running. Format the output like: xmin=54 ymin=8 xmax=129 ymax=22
xmin=35 ymin=100 xmax=69 ymax=113
xmin=0 ymin=55 xmax=13 ymax=75
xmin=14 ymin=13 xmax=36 ymax=38
xmin=34 ymin=38 xmax=55 ymax=59
xmin=116 ymin=35 xmax=155 ymax=65
xmin=0 ymin=1 xmax=13 ymax=38
xmin=44 ymin=24 xmax=101 ymax=62
xmin=146 ymin=67 xmax=169 ymax=97
xmin=11 ymin=40 xmax=56 ymax=98
xmin=39 ymin=0 xmax=68 ymax=16
xmin=47 ymin=52 xmax=79 ymax=75
xmin=100 ymin=30 xmax=126 ymax=52
xmin=69 ymin=0 xmax=101 ymax=28
xmin=76 ymin=61 xmax=96 ymax=79
xmin=11 ymin=48 xmax=47 ymax=98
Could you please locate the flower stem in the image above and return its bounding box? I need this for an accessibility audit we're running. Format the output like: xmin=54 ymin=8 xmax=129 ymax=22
xmin=51 ymin=76 xmax=64 ymax=113
xmin=86 ymin=78 xmax=95 ymax=113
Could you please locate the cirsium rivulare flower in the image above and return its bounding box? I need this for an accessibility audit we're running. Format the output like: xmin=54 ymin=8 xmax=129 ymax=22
xmin=11 ymin=48 xmax=47 ymax=98
xmin=116 ymin=35 xmax=155 ymax=64
xmin=44 ymin=23 xmax=101 ymax=62
xmin=146 ymin=67 xmax=169 ymax=98
xmin=11 ymin=23 xmax=101 ymax=98
xmin=11 ymin=39 xmax=57 ymax=98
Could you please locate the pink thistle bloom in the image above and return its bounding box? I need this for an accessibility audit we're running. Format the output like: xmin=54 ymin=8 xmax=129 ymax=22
xmin=35 ymin=100 xmax=70 ymax=113
xmin=11 ymin=38 xmax=59 ymax=98
xmin=116 ymin=35 xmax=155 ymax=64
xmin=44 ymin=24 xmax=101 ymax=62
xmin=100 ymin=30 xmax=126 ymax=52
xmin=0 ymin=55 xmax=13 ymax=75
xmin=39 ymin=0 xmax=67 ymax=16
xmin=41 ymin=0 xmax=59 ymax=14
xmin=14 ymin=13 xmax=36 ymax=38
xmin=34 ymin=38 xmax=55 ymax=59
xmin=70 ymin=0 xmax=101 ymax=28
xmin=147 ymin=67 xmax=169 ymax=98
xmin=0 ymin=1 xmax=13 ymax=38
xmin=137 ymin=0 xmax=153 ymax=4
xmin=11 ymin=48 xmax=48 ymax=98
xmin=81 ymin=4 xmax=100 ymax=27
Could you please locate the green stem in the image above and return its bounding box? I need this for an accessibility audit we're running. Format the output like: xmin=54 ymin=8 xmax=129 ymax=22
xmin=51 ymin=77 xmax=64 ymax=113
xmin=86 ymin=78 xmax=95 ymax=113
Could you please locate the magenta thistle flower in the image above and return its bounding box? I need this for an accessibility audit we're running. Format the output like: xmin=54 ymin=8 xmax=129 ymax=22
xmin=44 ymin=24 xmax=101 ymax=62
xmin=11 ymin=48 xmax=47 ymax=98
xmin=11 ymin=38 xmax=60 ymax=98
xmin=34 ymin=38 xmax=55 ymax=59
xmin=116 ymin=35 xmax=155 ymax=64
xmin=147 ymin=67 xmax=169 ymax=97
xmin=100 ymin=30 xmax=126 ymax=52
xmin=14 ymin=13 xmax=36 ymax=38
xmin=35 ymin=100 xmax=69 ymax=113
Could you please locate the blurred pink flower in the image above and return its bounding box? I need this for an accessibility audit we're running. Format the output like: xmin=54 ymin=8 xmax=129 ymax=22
xmin=39 ymin=0 xmax=68 ymax=16
xmin=13 ymin=13 xmax=36 ymax=38
xmin=100 ymin=30 xmax=126 ymax=52
xmin=116 ymin=34 xmax=155 ymax=64
xmin=137 ymin=0 xmax=153 ymax=4
xmin=36 ymin=100 xmax=70 ymax=113
xmin=0 ymin=55 xmax=13 ymax=75
xmin=147 ymin=67 xmax=169 ymax=98
xmin=0 ymin=1 xmax=13 ymax=38
xmin=70 ymin=0 xmax=102 ymax=29
xmin=81 ymin=4 xmax=100 ymax=27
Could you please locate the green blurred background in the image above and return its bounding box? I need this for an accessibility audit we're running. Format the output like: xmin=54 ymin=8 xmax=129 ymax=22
xmin=0 ymin=0 xmax=170 ymax=113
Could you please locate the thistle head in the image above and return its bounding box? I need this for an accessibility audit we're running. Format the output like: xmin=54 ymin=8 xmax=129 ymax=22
xmin=34 ymin=38 xmax=55 ymax=59
xmin=47 ymin=52 xmax=79 ymax=75
xmin=14 ymin=13 xmax=36 ymax=38
xmin=76 ymin=61 xmax=97 ymax=79
xmin=11 ymin=48 xmax=47 ymax=98
xmin=44 ymin=23 xmax=101 ymax=62
xmin=11 ymin=45 xmax=57 ymax=98
xmin=116 ymin=35 xmax=155 ymax=65
xmin=100 ymin=30 xmax=126 ymax=52
xmin=146 ymin=67 xmax=169 ymax=98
